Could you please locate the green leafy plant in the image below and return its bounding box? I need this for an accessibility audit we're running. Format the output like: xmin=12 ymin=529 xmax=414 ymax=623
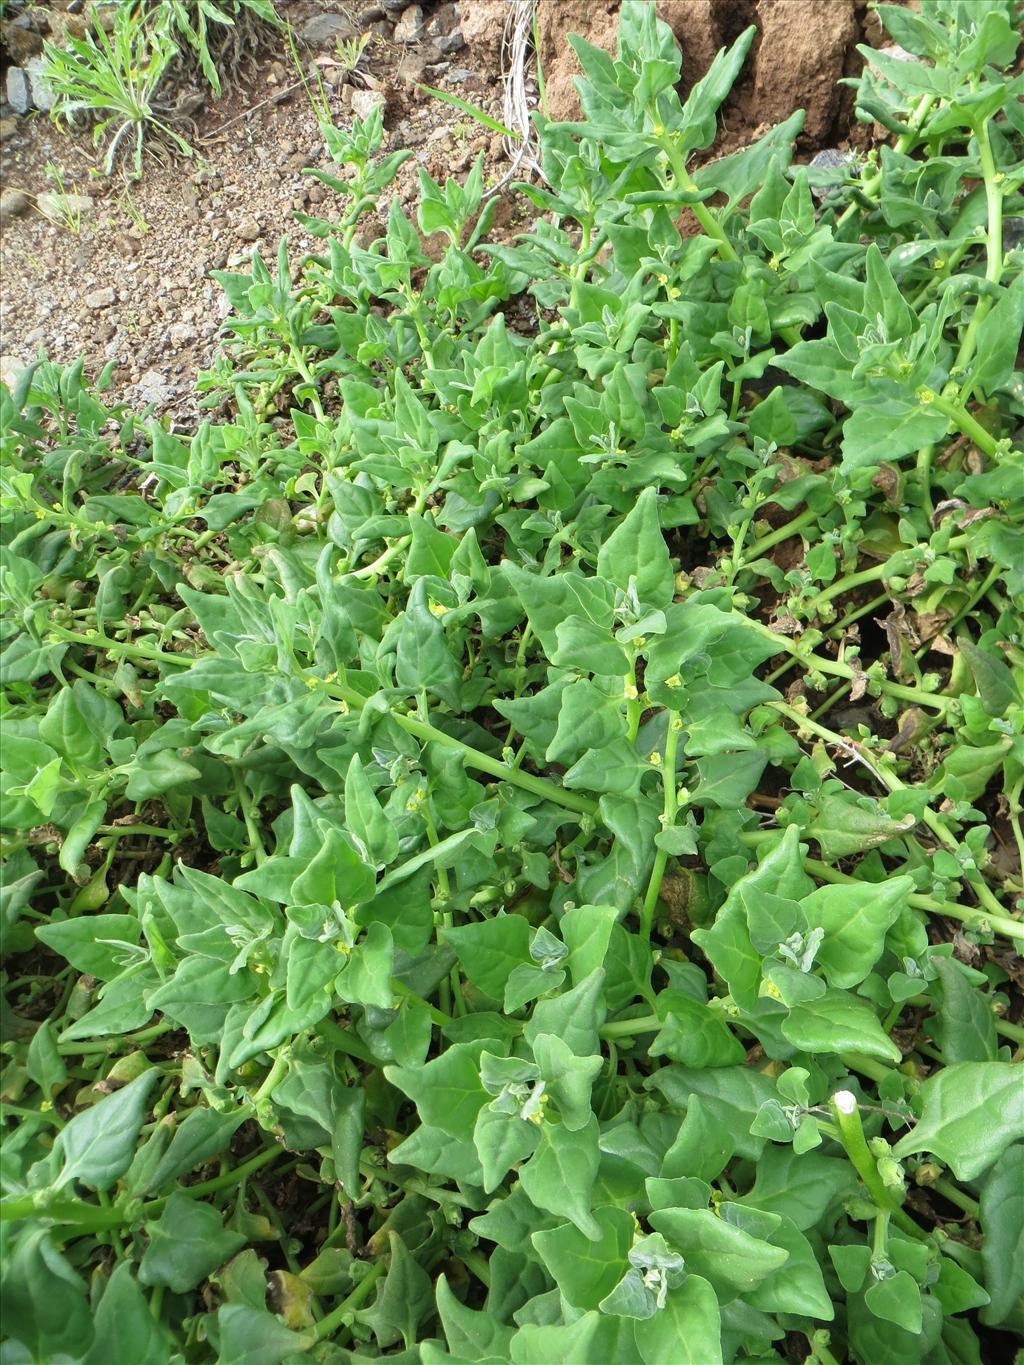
xmin=41 ymin=0 xmax=279 ymax=176
xmin=2 ymin=3 xmax=1023 ymax=1362
xmin=35 ymin=161 xmax=85 ymax=234
xmin=334 ymin=30 xmax=372 ymax=79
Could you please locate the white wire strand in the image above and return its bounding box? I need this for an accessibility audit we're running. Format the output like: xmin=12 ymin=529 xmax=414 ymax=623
xmin=485 ymin=0 xmax=545 ymax=196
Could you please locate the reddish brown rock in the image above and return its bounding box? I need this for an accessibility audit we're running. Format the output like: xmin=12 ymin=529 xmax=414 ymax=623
xmin=520 ymin=0 xmax=861 ymax=147
xmin=750 ymin=0 xmax=857 ymax=143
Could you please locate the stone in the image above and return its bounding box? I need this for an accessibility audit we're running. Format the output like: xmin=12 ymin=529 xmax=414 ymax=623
xmin=299 ymin=13 xmax=357 ymax=44
xmin=0 ymin=17 xmax=43 ymax=64
xmin=394 ymin=4 xmax=424 ymax=42
xmin=351 ymin=88 xmax=386 ymax=121
xmin=461 ymin=0 xmax=509 ymax=62
xmin=434 ymin=30 xmax=465 ymax=54
xmin=47 ymin=11 xmax=89 ymax=45
xmin=236 ymin=215 xmax=261 ymax=241
xmin=0 ymin=354 xmax=28 ymax=388
xmin=751 ymin=0 xmax=857 ymax=143
xmin=383 ymin=0 xmax=414 ymax=12
xmin=5 ymin=67 xmax=30 ymax=116
xmin=168 ymin=323 xmax=196 ymax=346
xmin=534 ymin=0 xmax=618 ymax=122
xmin=36 ymin=191 xmax=93 ymax=219
xmin=84 ymin=287 xmax=116 ymax=310
xmin=137 ymin=369 xmax=174 ymax=406
xmin=425 ymin=4 xmax=464 ymax=53
xmin=26 ymin=56 xmax=56 ymax=112
xmin=0 ymin=188 xmax=30 ymax=223
xmin=531 ymin=0 xmax=859 ymax=139
xmin=0 ymin=117 xmax=18 ymax=143
xmin=397 ymin=52 xmax=430 ymax=87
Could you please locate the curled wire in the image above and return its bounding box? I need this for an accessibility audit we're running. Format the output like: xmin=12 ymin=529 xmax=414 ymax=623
xmin=486 ymin=0 xmax=545 ymax=196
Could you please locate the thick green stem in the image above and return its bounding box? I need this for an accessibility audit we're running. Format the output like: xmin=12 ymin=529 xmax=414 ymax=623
xmin=640 ymin=717 xmax=682 ymax=941
xmin=928 ymin=395 xmax=1000 ymax=458
xmin=313 ymin=1258 xmax=388 ymax=1342
xmin=953 ymin=117 xmax=1005 ymax=387
xmin=0 ymin=1144 xmax=282 ymax=1230
xmin=660 ymin=136 xmax=739 ymax=264
xmin=830 ymin=1091 xmax=903 ymax=1214
xmin=738 ymin=832 xmax=1024 ymax=942
xmin=740 ymin=506 xmax=820 ymax=566
xmin=326 ymin=678 xmax=598 ymax=817
xmin=837 ymin=93 xmax=935 ymax=228
xmin=253 ymin=1050 xmax=290 ymax=1105
xmin=807 ymin=1330 xmax=842 ymax=1365
xmin=925 ymin=1173 xmax=980 ymax=1219
xmin=768 ymin=634 xmax=955 ymax=714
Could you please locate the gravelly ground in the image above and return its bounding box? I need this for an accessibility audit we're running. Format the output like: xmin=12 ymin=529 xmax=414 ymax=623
xmin=0 ymin=1 xmax=519 ymax=421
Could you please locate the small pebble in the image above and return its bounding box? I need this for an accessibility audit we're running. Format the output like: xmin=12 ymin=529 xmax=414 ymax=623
xmin=0 ymin=188 xmax=30 ymax=222
xmin=84 ymin=287 xmax=116 ymax=310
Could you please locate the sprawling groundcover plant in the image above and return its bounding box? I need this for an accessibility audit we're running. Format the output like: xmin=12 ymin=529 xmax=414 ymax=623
xmin=2 ymin=3 xmax=1023 ymax=1361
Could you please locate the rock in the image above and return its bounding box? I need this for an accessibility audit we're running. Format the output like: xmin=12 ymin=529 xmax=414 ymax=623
xmin=532 ymin=0 xmax=858 ymax=140
xmin=0 ymin=188 xmax=30 ymax=223
xmin=0 ymin=17 xmax=44 ymax=64
xmin=84 ymin=287 xmax=116 ymax=310
xmin=461 ymin=0 xmax=510 ymax=62
xmin=0 ymin=354 xmax=28 ymax=388
xmin=0 ymin=117 xmax=17 ymax=143
xmin=5 ymin=67 xmax=31 ymax=116
xmin=394 ymin=4 xmax=424 ymax=42
xmin=397 ymin=51 xmax=430 ymax=86
xmin=26 ymin=56 xmax=56 ymax=112
xmin=168 ymin=323 xmax=195 ymax=346
xmin=358 ymin=5 xmax=387 ymax=22
xmin=300 ymin=13 xmax=357 ymax=44
xmin=36 ymin=191 xmax=93 ymax=219
xmin=751 ymin=0 xmax=856 ymax=143
xmin=351 ymin=88 xmax=386 ymax=121
xmin=137 ymin=369 xmax=174 ymax=406
xmin=534 ymin=0 xmax=619 ymax=122
xmin=47 ymin=11 xmax=89 ymax=44
xmin=382 ymin=0 xmax=414 ymax=12
xmin=426 ymin=4 xmax=464 ymax=51
xmin=659 ymin=0 xmax=719 ymax=92
xmin=236 ymin=215 xmax=261 ymax=241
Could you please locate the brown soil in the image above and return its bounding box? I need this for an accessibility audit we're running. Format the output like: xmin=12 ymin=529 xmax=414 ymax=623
xmin=535 ymin=0 xmax=879 ymax=146
xmin=0 ymin=2 xmax=517 ymax=418
xmin=1 ymin=0 xmax=889 ymax=420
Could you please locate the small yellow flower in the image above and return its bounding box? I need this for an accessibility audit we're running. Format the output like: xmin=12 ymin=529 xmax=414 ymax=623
xmin=665 ymin=673 xmax=682 ymax=688
xmin=428 ymin=601 xmax=448 ymax=618
xmin=624 ymin=682 xmax=639 ymax=700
